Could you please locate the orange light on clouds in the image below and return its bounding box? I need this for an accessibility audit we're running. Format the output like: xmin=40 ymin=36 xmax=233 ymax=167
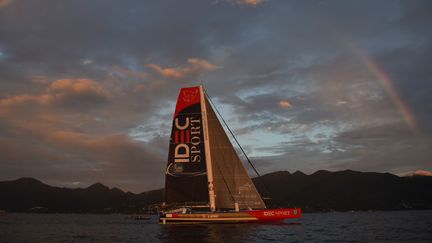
xmin=0 ymin=0 xmax=13 ymax=8
xmin=413 ymin=170 xmax=432 ymax=176
xmin=0 ymin=78 xmax=109 ymax=107
xmin=279 ymin=100 xmax=292 ymax=109
xmin=147 ymin=58 xmax=218 ymax=80
xmin=227 ymin=0 xmax=266 ymax=5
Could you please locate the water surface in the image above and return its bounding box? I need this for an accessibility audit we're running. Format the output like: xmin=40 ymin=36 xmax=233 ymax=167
xmin=1 ymin=210 xmax=431 ymax=242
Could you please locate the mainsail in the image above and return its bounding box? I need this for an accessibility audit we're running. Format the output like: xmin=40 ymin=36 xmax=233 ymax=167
xmin=165 ymin=86 xmax=208 ymax=204
xmin=164 ymin=86 xmax=265 ymax=210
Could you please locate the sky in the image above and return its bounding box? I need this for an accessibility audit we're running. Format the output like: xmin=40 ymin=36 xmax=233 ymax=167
xmin=0 ymin=0 xmax=431 ymax=192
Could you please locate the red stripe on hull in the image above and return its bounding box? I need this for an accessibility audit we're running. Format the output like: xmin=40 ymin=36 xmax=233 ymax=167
xmin=246 ymin=208 xmax=302 ymax=221
xmin=161 ymin=208 xmax=301 ymax=224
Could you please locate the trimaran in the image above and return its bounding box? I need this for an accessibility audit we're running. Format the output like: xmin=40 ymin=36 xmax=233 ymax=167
xmin=158 ymin=86 xmax=301 ymax=223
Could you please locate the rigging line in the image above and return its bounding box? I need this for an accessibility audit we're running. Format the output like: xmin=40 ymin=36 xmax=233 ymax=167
xmin=203 ymin=87 xmax=272 ymax=200
xmin=203 ymin=88 xmax=261 ymax=177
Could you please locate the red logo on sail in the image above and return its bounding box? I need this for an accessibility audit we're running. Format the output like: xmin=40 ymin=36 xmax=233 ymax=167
xmin=182 ymin=89 xmax=199 ymax=102
xmin=174 ymin=87 xmax=200 ymax=117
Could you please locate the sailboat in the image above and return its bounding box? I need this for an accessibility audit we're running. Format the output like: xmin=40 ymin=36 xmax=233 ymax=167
xmin=159 ymin=86 xmax=301 ymax=224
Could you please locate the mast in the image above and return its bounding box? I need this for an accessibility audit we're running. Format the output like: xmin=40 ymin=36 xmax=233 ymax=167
xmin=200 ymin=86 xmax=216 ymax=211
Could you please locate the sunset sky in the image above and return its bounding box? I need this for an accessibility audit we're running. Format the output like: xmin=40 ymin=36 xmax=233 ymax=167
xmin=0 ymin=0 xmax=431 ymax=192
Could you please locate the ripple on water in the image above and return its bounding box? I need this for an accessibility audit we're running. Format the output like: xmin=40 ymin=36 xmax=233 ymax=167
xmin=0 ymin=211 xmax=431 ymax=242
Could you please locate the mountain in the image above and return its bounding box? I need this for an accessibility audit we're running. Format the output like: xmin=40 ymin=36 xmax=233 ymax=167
xmin=0 ymin=178 xmax=163 ymax=213
xmin=254 ymin=169 xmax=432 ymax=211
xmin=0 ymin=170 xmax=431 ymax=213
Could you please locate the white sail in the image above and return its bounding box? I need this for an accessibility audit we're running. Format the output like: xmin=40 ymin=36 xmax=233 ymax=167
xmin=202 ymin=91 xmax=266 ymax=210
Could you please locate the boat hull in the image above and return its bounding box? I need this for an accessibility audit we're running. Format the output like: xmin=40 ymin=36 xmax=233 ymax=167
xmin=159 ymin=208 xmax=301 ymax=224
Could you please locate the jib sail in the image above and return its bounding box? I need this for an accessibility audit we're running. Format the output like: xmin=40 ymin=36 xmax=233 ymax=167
xmin=204 ymin=93 xmax=266 ymax=210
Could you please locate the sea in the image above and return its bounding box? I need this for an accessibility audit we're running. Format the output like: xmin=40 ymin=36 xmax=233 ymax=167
xmin=0 ymin=210 xmax=431 ymax=242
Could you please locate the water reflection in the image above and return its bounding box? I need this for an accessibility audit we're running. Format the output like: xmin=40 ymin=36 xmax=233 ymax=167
xmin=1 ymin=212 xmax=429 ymax=242
xmin=158 ymin=221 xmax=302 ymax=243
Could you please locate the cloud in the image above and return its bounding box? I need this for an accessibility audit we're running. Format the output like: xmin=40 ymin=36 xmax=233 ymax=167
xmin=0 ymin=76 xmax=166 ymax=191
xmin=413 ymin=170 xmax=432 ymax=176
xmin=111 ymin=66 xmax=148 ymax=80
xmin=30 ymin=75 xmax=49 ymax=85
xmin=0 ymin=0 xmax=431 ymax=192
xmin=0 ymin=0 xmax=13 ymax=9
xmin=148 ymin=58 xmax=218 ymax=81
xmin=0 ymin=78 xmax=110 ymax=108
xmin=401 ymin=170 xmax=432 ymax=177
xmin=224 ymin=0 xmax=266 ymax=6
xmin=1 ymin=130 xmax=164 ymax=192
xmin=133 ymin=80 xmax=166 ymax=94
xmin=48 ymin=79 xmax=109 ymax=99
xmin=279 ymin=100 xmax=292 ymax=109
xmin=0 ymin=94 xmax=47 ymax=106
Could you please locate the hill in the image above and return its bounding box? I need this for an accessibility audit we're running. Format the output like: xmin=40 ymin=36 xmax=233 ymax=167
xmin=254 ymin=170 xmax=432 ymax=211
xmin=0 ymin=170 xmax=431 ymax=213
xmin=0 ymin=177 xmax=163 ymax=213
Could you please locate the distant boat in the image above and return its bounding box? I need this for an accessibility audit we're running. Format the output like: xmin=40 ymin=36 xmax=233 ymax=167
xmin=131 ymin=214 xmax=151 ymax=220
xmin=159 ymin=86 xmax=301 ymax=224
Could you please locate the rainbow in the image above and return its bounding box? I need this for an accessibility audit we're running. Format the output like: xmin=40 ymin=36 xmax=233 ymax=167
xmin=350 ymin=43 xmax=417 ymax=131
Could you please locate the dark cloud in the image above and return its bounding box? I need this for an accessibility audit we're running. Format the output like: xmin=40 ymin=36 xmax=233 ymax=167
xmin=0 ymin=129 xmax=164 ymax=192
xmin=0 ymin=0 xmax=431 ymax=191
xmin=333 ymin=123 xmax=432 ymax=172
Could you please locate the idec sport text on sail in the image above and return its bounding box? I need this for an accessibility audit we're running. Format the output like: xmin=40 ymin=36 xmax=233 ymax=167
xmin=173 ymin=116 xmax=202 ymax=163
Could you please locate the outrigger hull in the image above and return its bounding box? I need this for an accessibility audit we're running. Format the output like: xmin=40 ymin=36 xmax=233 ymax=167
xmin=159 ymin=208 xmax=301 ymax=224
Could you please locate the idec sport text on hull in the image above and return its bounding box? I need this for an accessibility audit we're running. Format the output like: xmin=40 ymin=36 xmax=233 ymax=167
xmin=174 ymin=116 xmax=201 ymax=163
